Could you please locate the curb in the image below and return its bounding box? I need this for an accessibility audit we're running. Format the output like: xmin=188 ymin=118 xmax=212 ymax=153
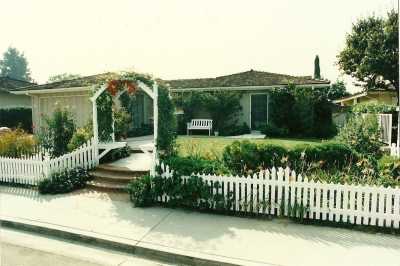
xmin=0 ymin=217 xmax=241 ymax=266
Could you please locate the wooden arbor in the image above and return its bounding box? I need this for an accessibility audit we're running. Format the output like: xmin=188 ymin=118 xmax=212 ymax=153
xmin=89 ymin=77 xmax=158 ymax=172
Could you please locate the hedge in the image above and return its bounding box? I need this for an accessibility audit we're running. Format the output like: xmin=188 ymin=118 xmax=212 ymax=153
xmin=0 ymin=108 xmax=32 ymax=132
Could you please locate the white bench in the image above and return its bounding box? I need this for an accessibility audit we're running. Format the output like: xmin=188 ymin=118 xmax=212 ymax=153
xmin=187 ymin=119 xmax=213 ymax=136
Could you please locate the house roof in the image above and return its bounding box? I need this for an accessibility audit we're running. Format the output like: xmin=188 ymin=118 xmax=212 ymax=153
xmin=165 ymin=70 xmax=330 ymax=90
xmin=333 ymin=90 xmax=396 ymax=104
xmin=9 ymin=72 xmax=120 ymax=92
xmin=0 ymin=76 xmax=35 ymax=91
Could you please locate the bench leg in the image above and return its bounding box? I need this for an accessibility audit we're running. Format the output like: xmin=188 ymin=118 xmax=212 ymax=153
xmin=209 ymin=129 xmax=211 ymax=136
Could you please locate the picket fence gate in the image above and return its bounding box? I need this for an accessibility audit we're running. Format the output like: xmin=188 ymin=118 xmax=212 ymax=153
xmin=0 ymin=138 xmax=98 ymax=185
xmin=159 ymin=163 xmax=400 ymax=229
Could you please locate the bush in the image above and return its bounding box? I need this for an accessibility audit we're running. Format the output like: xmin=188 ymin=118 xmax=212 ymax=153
xmin=38 ymin=108 xmax=75 ymax=157
xmin=67 ymin=123 xmax=93 ymax=151
xmin=220 ymin=122 xmax=250 ymax=136
xmin=222 ymin=140 xmax=358 ymax=175
xmin=114 ymin=108 xmax=132 ymax=140
xmin=352 ymin=102 xmax=397 ymax=114
xmin=100 ymin=145 xmax=131 ymax=164
xmin=336 ymin=114 xmax=382 ymax=157
xmin=126 ymin=175 xmax=154 ymax=207
xmin=261 ymin=123 xmax=288 ymax=137
xmin=0 ymin=108 xmax=32 ymax=132
xmin=128 ymin=124 xmax=153 ymax=137
xmin=157 ymin=85 xmax=177 ymax=156
xmin=38 ymin=167 xmax=91 ymax=194
xmin=162 ymin=156 xmax=229 ymax=176
xmin=0 ymin=128 xmax=37 ymax=157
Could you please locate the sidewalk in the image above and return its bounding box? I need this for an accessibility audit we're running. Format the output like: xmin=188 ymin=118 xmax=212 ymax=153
xmin=1 ymin=186 xmax=400 ymax=266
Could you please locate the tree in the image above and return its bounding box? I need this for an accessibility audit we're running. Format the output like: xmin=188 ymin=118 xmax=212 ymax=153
xmin=48 ymin=73 xmax=81 ymax=83
xmin=314 ymin=55 xmax=321 ymax=79
xmin=318 ymin=80 xmax=349 ymax=100
xmin=0 ymin=47 xmax=31 ymax=81
xmin=337 ymin=10 xmax=399 ymax=103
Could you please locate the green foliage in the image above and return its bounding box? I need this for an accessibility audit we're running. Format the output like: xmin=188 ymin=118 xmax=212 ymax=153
xmin=157 ymin=85 xmax=177 ymax=156
xmin=337 ymin=114 xmax=382 ymax=157
xmin=67 ymin=123 xmax=93 ymax=151
xmin=261 ymin=122 xmax=289 ymax=137
xmin=221 ymin=122 xmax=250 ymax=136
xmin=173 ymin=91 xmax=243 ymax=135
xmin=314 ymin=55 xmax=321 ymax=79
xmin=114 ymin=108 xmax=132 ymax=140
xmin=96 ymin=92 xmax=113 ymax=142
xmin=47 ymin=73 xmax=81 ymax=83
xmin=268 ymin=85 xmax=336 ymax=138
xmin=126 ymin=175 xmax=154 ymax=207
xmin=0 ymin=47 xmax=31 ymax=81
xmin=128 ymin=174 xmax=235 ymax=212
xmin=38 ymin=167 xmax=91 ymax=194
xmin=162 ymin=156 xmax=229 ymax=176
xmin=99 ymin=145 xmax=130 ymax=164
xmin=38 ymin=108 xmax=75 ymax=157
xmin=0 ymin=108 xmax=32 ymax=132
xmin=326 ymin=80 xmax=349 ymax=100
xmin=222 ymin=140 xmax=358 ymax=175
xmin=337 ymin=10 xmax=399 ymax=102
xmin=352 ymin=102 xmax=397 ymax=114
xmin=128 ymin=124 xmax=153 ymax=137
xmin=202 ymin=91 xmax=242 ymax=134
xmin=0 ymin=128 xmax=37 ymax=157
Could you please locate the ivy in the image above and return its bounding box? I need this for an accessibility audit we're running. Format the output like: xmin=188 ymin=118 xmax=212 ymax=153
xmin=157 ymin=85 xmax=177 ymax=156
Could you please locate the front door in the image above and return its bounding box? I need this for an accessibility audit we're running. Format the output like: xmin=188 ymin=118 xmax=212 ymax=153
xmin=251 ymin=94 xmax=268 ymax=130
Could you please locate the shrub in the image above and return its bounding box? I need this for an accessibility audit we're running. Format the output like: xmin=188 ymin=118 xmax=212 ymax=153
xmin=0 ymin=108 xmax=32 ymax=132
xmin=261 ymin=123 xmax=288 ymax=137
xmin=352 ymin=102 xmax=397 ymax=114
xmin=38 ymin=167 xmax=91 ymax=194
xmin=126 ymin=175 xmax=154 ymax=207
xmin=128 ymin=124 xmax=153 ymax=137
xmin=38 ymin=108 xmax=75 ymax=157
xmin=0 ymin=128 xmax=37 ymax=157
xmin=336 ymin=114 xmax=382 ymax=157
xmin=67 ymin=123 xmax=93 ymax=151
xmin=222 ymin=140 xmax=358 ymax=175
xmin=162 ymin=156 xmax=229 ymax=176
xmin=157 ymin=85 xmax=177 ymax=156
xmin=222 ymin=141 xmax=260 ymax=175
xmin=100 ymin=145 xmax=131 ymax=163
xmin=220 ymin=122 xmax=250 ymax=136
xmin=114 ymin=108 xmax=132 ymax=140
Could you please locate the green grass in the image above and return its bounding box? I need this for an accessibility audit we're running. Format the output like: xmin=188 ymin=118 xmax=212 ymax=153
xmin=176 ymin=135 xmax=324 ymax=159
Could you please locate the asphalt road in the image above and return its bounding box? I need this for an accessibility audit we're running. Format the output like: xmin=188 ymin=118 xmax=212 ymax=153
xmin=0 ymin=228 xmax=176 ymax=266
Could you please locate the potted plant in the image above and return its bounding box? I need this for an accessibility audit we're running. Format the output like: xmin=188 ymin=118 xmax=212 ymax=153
xmin=214 ymin=131 xmax=219 ymax=136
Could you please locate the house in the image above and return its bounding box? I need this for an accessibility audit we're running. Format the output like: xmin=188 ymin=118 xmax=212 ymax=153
xmin=166 ymin=70 xmax=330 ymax=130
xmin=333 ymin=90 xmax=397 ymax=106
xmin=9 ymin=73 xmax=154 ymax=133
xmin=0 ymin=77 xmax=34 ymax=109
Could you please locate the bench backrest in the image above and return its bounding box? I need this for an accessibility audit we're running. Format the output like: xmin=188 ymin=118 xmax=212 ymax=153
xmin=190 ymin=119 xmax=213 ymax=128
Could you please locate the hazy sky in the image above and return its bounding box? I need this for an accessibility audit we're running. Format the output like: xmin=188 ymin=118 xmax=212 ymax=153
xmin=1 ymin=0 xmax=397 ymax=91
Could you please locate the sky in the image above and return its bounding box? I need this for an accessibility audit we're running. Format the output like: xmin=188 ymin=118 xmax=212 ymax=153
xmin=1 ymin=0 xmax=398 ymax=92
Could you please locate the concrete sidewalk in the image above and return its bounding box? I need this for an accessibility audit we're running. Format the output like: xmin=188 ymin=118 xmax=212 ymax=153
xmin=1 ymin=186 xmax=399 ymax=266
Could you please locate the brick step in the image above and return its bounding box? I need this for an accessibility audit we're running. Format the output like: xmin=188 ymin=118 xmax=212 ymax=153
xmin=89 ymin=170 xmax=147 ymax=183
xmin=95 ymin=164 xmax=149 ymax=176
xmin=87 ymin=179 xmax=127 ymax=192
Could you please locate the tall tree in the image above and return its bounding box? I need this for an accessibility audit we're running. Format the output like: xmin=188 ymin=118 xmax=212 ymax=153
xmin=0 ymin=47 xmax=31 ymax=81
xmin=337 ymin=10 xmax=399 ymax=103
xmin=47 ymin=73 xmax=81 ymax=83
xmin=314 ymin=55 xmax=321 ymax=79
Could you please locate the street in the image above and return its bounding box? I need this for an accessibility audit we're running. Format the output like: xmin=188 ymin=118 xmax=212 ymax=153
xmin=0 ymin=228 xmax=175 ymax=266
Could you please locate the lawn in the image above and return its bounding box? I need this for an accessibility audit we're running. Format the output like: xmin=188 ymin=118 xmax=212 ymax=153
xmin=176 ymin=135 xmax=324 ymax=159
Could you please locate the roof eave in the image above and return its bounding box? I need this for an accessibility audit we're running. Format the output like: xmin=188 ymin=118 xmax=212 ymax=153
xmin=170 ymin=83 xmax=330 ymax=92
xmin=11 ymin=86 xmax=92 ymax=95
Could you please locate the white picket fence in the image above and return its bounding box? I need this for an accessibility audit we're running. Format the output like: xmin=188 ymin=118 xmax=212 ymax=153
xmin=159 ymin=164 xmax=400 ymax=229
xmin=0 ymin=138 xmax=98 ymax=185
xmin=391 ymin=143 xmax=400 ymax=157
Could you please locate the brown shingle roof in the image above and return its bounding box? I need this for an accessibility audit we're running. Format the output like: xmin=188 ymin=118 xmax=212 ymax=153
xmin=9 ymin=72 xmax=120 ymax=91
xmin=0 ymin=77 xmax=35 ymax=91
xmin=165 ymin=70 xmax=329 ymax=89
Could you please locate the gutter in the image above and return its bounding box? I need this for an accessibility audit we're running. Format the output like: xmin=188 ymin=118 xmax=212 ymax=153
xmin=170 ymin=83 xmax=330 ymax=93
xmin=10 ymin=86 xmax=92 ymax=95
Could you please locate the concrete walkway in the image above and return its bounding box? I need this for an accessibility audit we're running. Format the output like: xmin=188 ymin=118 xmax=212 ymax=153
xmin=1 ymin=187 xmax=399 ymax=266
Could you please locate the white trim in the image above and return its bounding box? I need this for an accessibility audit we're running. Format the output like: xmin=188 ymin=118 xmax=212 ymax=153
xmin=170 ymin=83 xmax=330 ymax=93
xmin=137 ymin=81 xmax=155 ymax=99
xmin=11 ymin=86 xmax=91 ymax=95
